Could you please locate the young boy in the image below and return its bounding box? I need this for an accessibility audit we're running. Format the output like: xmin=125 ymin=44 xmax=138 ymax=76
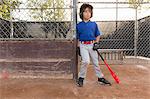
xmin=76 ymin=4 xmax=111 ymax=87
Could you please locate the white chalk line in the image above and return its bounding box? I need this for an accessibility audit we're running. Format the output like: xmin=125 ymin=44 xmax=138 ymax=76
xmin=136 ymin=65 xmax=149 ymax=70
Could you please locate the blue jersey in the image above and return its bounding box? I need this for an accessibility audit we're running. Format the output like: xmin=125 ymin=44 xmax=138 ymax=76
xmin=76 ymin=21 xmax=101 ymax=41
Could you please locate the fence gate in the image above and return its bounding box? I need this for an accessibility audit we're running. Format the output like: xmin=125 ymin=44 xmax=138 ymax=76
xmin=0 ymin=0 xmax=78 ymax=79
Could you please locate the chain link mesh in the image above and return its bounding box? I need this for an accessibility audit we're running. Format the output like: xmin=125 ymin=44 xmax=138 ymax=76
xmin=0 ymin=0 xmax=149 ymax=63
xmin=77 ymin=1 xmax=150 ymax=63
xmin=0 ymin=0 xmax=74 ymax=39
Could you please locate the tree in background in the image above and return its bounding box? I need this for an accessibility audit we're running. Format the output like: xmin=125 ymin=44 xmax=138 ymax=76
xmin=0 ymin=0 xmax=21 ymax=20
xmin=27 ymin=0 xmax=64 ymax=21
xmin=129 ymin=0 xmax=150 ymax=9
xmin=27 ymin=0 xmax=70 ymax=38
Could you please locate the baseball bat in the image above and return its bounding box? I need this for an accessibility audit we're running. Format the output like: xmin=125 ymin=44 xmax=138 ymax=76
xmin=96 ymin=50 xmax=120 ymax=84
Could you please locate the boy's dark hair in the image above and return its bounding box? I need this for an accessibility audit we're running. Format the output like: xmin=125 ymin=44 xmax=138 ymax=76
xmin=79 ymin=3 xmax=93 ymax=20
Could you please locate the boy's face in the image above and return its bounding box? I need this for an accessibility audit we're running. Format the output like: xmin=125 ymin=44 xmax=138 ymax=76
xmin=83 ymin=8 xmax=92 ymax=21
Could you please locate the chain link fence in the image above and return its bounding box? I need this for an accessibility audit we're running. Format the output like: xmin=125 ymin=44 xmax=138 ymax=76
xmin=0 ymin=0 xmax=150 ymax=64
xmin=0 ymin=0 xmax=74 ymax=39
xmin=77 ymin=0 xmax=149 ymax=64
xmin=0 ymin=0 xmax=78 ymax=79
xmin=138 ymin=16 xmax=150 ymax=58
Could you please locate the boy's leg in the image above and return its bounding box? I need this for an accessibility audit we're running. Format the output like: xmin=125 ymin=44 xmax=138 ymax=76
xmin=89 ymin=46 xmax=111 ymax=85
xmin=89 ymin=46 xmax=104 ymax=78
xmin=78 ymin=44 xmax=90 ymax=78
xmin=77 ymin=44 xmax=90 ymax=87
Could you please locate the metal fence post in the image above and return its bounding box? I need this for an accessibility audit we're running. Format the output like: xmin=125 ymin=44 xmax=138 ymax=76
xmin=72 ymin=0 xmax=78 ymax=80
xmin=134 ymin=8 xmax=138 ymax=57
xmin=73 ymin=0 xmax=77 ymax=39
xmin=10 ymin=1 xmax=13 ymax=38
xmin=116 ymin=0 xmax=118 ymax=31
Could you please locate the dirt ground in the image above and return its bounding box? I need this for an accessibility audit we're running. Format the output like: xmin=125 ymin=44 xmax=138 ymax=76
xmin=0 ymin=63 xmax=150 ymax=99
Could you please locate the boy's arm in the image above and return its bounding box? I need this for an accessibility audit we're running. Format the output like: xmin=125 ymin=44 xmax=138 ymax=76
xmin=95 ymin=23 xmax=101 ymax=43
xmin=96 ymin=35 xmax=100 ymax=43
xmin=76 ymin=25 xmax=80 ymax=47
xmin=77 ymin=39 xmax=80 ymax=47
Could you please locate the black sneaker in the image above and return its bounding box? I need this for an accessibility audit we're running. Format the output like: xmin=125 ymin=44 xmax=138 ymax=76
xmin=98 ymin=78 xmax=111 ymax=86
xmin=77 ymin=77 xmax=84 ymax=87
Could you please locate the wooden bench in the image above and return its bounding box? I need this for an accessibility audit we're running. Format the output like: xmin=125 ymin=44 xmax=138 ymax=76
xmin=97 ymin=49 xmax=126 ymax=64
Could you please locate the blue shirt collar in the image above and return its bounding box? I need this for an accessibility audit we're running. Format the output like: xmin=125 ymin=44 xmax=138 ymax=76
xmin=82 ymin=20 xmax=91 ymax=23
